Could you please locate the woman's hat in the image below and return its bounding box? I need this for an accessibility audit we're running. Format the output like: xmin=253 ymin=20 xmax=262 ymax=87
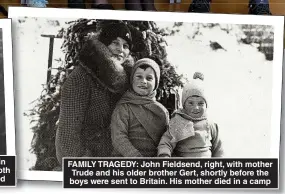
xmin=98 ymin=22 xmax=133 ymax=49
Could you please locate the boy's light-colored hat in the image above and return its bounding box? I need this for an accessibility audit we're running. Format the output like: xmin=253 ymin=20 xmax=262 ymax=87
xmin=130 ymin=58 xmax=161 ymax=91
xmin=182 ymin=72 xmax=207 ymax=107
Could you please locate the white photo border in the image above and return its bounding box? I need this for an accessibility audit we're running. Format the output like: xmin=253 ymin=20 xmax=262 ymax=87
xmin=0 ymin=18 xmax=16 ymax=156
xmin=8 ymin=7 xmax=284 ymax=182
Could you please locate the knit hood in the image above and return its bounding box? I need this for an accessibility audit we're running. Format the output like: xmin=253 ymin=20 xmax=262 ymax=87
xmin=78 ymin=38 xmax=134 ymax=94
xmin=182 ymin=72 xmax=207 ymax=107
xmin=130 ymin=58 xmax=161 ymax=92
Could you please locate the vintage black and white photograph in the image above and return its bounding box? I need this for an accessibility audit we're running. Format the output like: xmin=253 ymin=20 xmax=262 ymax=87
xmin=0 ymin=19 xmax=16 ymax=156
xmin=9 ymin=7 xmax=283 ymax=181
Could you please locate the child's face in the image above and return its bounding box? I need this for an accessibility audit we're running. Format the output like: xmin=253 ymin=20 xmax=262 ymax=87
xmin=132 ymin=67 xmax=155 ymax=96
xmin=184 ymin=96 xmax=206 ymax=118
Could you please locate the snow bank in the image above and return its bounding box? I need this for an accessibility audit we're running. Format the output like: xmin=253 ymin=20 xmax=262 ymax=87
xmin=162 ymin=23 xmax=273 ymax=158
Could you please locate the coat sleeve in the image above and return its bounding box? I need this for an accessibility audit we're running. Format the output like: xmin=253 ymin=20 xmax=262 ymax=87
xmin=110 ymin=104 xmax=143 ymax=157
xmin=55 ymin=72 xmax=91 ymax=164
xmin=211 ymin=123 xmax=224 ymax=157
xmin=157 ymin=128 xmax=177 ymax=157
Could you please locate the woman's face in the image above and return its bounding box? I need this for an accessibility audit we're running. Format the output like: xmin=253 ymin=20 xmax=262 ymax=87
xmin=108 ymin=37 xmax=130 ymax=63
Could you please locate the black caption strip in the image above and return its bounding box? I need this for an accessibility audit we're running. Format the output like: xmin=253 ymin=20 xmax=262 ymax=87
xmin=0 ymin=156 xmax=16 ymax=186
xmin=63 ymin=158 xmax=278 ymax=188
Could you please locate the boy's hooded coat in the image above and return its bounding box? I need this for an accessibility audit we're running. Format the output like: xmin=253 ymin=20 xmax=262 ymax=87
xmin=111 ymin=90 xmax=169 ymax=157
xmin=110 ymin=58 xmax=169 ymax=157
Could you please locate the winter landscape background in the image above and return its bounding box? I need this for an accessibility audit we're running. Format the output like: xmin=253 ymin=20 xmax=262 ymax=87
xmin=12 ymin=17 xmax=276 ymax=171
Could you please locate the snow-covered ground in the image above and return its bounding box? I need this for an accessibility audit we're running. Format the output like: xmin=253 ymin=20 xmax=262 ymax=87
xmin=157 ymin=22 xmax=273 ymax=158
xmin=12 ymin=18 xmax=275 ymax=171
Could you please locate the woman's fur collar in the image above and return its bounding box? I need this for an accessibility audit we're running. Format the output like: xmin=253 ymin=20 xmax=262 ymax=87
xmin=78 ymin=38 xmax=134 ymax=93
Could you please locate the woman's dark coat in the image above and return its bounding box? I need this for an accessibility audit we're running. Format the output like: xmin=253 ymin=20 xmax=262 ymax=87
xmin=55 ymin=39 xmax=134 ymax=164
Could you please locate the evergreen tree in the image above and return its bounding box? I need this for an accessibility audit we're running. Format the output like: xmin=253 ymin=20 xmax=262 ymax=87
xmin=27 ymin=19 xmax=184 ymax=171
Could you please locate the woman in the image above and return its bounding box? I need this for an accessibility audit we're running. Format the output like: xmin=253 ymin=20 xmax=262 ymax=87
xmin=55 ymin=22 xmax=135 ymax=164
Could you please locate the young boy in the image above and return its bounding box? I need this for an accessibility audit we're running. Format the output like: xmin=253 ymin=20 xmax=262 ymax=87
xmin=157 ymin=72 xmax=224 ymax=158
xmin=110 ymin=58 xmax=169 ymax=157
